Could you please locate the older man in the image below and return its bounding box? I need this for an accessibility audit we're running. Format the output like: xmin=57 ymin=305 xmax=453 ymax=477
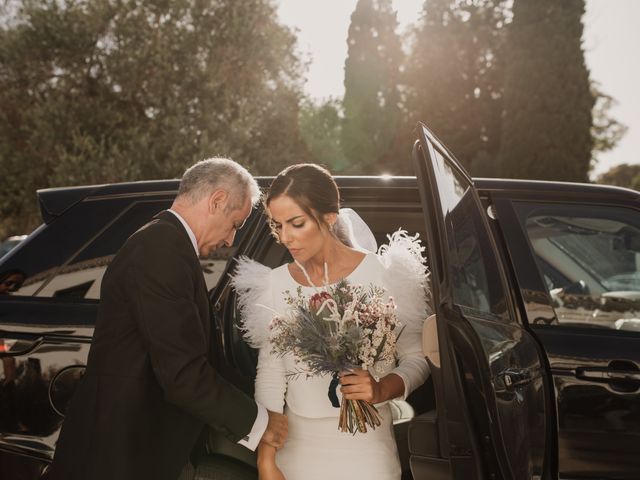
xmin=50 ymin=158 xmax=286 ymax=480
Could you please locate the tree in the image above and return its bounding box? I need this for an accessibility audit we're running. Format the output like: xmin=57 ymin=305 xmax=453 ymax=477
xmin=591 ymin=82 xmax=628 ymax=170
xmin=298 ymin=98 xmax=348 ymax=172
xmin=400 ymin=0 xmax=510 ymax=176
xmin=498 ymin=0 xmax=594 ymax=181
xmin=596 ymin=163 xmax=640 ymax=190
xmin=341 ymin=0 xmax=402 ymax=173
xmin=0 ymin=0 xmax=309 ymax=237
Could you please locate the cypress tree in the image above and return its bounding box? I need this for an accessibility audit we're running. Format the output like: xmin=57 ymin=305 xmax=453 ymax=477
xmin=341 ymin=0 xmax=402 ymax=173
xmin=499 ymin=0 xmax=594 ymax=181
xmin=400 ymin=0 xmax=510 ymax=175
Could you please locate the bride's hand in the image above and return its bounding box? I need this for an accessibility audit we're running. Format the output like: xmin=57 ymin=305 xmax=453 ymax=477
xmin=257 ymin=441 xmax=285 ymax=480
xmin=258 ymin=461 xmax=286 ymax=480
xmin=339 ymin=368 xmax=383 ymax=404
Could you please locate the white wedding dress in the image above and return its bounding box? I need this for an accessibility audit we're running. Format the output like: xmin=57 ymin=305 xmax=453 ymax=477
xmin=232 ymin=231 xmax=431 ymax=480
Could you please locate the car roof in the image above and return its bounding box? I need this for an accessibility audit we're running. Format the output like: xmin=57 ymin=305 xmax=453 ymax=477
xmin=474 ymin=177 xmax=638 ymax=196
xmin=37 ymin=176 xmax=639 ymax=223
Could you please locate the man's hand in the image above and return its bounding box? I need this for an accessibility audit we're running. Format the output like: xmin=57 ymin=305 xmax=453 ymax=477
xmin=261 ymin=410 xmax=288 ymax=449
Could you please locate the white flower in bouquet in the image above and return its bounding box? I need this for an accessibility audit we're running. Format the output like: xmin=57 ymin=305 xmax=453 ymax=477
xmin=268 ymin=280 xmax=403 ymax=434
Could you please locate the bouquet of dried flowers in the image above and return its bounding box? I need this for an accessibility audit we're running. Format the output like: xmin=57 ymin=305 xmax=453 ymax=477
xmin=268 ymin=280 xmax=402 ymax=434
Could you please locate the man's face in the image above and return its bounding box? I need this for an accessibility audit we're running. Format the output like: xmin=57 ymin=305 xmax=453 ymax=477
xmin=199 ymin=196 xmax=252 ymax=257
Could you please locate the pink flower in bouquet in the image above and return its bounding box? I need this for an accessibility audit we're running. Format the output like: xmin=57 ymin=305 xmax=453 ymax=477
xmin=309 ymin=291 xmax=333 ymax=314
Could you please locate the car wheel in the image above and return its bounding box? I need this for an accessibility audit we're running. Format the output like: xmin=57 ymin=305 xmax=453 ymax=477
xmin=192 ymin=455 xmax=257 ymax=480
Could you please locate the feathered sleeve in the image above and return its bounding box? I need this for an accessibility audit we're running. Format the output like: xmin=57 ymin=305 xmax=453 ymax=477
xmin=378 ymin=229 xmax=432 ymax=332
xmin=378 ymin=229 xmax=432 ymax=399
xmin=229 ymin=256 xmax=273 ymax=348
xmin=230 ymin=256 xmax=287 ymax=413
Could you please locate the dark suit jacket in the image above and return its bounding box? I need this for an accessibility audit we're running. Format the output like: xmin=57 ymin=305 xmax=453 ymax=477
xmin=50 ymin=211 xmax=258 ymax=480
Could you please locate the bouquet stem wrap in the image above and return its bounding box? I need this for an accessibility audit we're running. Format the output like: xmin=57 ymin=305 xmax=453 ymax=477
xmin=340 ymin=398 xmax=382 ymax=434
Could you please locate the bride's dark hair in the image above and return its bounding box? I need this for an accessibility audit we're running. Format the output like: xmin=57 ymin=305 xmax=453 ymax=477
xmin=265 ymin=164 xmax=339 ymax=228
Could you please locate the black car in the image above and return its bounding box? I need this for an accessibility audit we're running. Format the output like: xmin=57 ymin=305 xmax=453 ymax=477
xmin=1 ymin=125 xmax=639 ymax=480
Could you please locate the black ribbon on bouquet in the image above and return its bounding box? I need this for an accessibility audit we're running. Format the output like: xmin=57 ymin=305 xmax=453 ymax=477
xmin=328 ymin=372 xmax=340 ymax=408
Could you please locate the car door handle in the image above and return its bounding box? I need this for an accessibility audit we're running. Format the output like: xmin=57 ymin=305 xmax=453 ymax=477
xmin=499 ymin=367 xmax=535 ymax=390
xmin=0 ymin=337 xmax=43 ymax=356
xmin=576 ymin=367 xmax=640 ymax=384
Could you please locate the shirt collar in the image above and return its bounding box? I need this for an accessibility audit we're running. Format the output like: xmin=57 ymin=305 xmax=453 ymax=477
xmin=167 ymin=209 xmax=199 ymax=256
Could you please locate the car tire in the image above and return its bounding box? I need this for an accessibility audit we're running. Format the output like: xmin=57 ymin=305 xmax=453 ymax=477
xmin=190 ymin=455 xmax=257 ymax=480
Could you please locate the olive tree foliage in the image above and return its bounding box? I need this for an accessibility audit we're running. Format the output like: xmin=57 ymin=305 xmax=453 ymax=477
xmin=0 ymin=0 xmax=309 ymax=236
xmin=341 ymin=0 xmax=402 ymax=173
xmin=597 ymin=164 xmax=640 ymax=191
xmin=498 ymin=0 xmax=594 ymax=181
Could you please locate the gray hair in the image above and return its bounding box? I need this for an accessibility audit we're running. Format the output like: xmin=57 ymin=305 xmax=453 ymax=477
xmin=177 ymin=157 xmax=261 ymax=212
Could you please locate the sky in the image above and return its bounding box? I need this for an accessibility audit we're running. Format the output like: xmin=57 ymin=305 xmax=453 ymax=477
xmin=277 ymin=0 xmax=640 ymax=179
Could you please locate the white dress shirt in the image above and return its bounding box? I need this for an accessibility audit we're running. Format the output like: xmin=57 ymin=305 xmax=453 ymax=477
xmin=167 ymin=209 xmax=268 ymax=451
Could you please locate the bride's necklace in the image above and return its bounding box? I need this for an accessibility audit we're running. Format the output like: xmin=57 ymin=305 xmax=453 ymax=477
xmin=294 ymin=259 xmax=329 ymax=289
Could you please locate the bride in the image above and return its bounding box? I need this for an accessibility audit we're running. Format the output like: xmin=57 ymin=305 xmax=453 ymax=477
xmin=231 ymin=164 xmax=431 ymax=480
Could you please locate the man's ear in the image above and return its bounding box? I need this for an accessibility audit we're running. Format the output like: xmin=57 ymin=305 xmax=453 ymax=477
xmin=208 ymin=189 xmax=229 ymax=214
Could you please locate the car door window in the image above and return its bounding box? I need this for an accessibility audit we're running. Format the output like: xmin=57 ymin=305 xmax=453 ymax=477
xmin=1 ymin=199 xmax=258 ymax=300
xmin=0 ymin=199 xmax=131 ymax=298
xmin=449 ymin=189 xmax=509 ymax=319
xmin=514 ymin=203 xmax=640 ymax=332
xmin=35 ymin=200 xmax=172 ymax=299
xmin=430 ymin=147 xmax=509 ymax=322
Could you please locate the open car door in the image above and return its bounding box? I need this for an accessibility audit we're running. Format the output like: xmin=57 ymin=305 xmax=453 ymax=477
xmin=409 ymin=123 xmax=553 ymax=480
